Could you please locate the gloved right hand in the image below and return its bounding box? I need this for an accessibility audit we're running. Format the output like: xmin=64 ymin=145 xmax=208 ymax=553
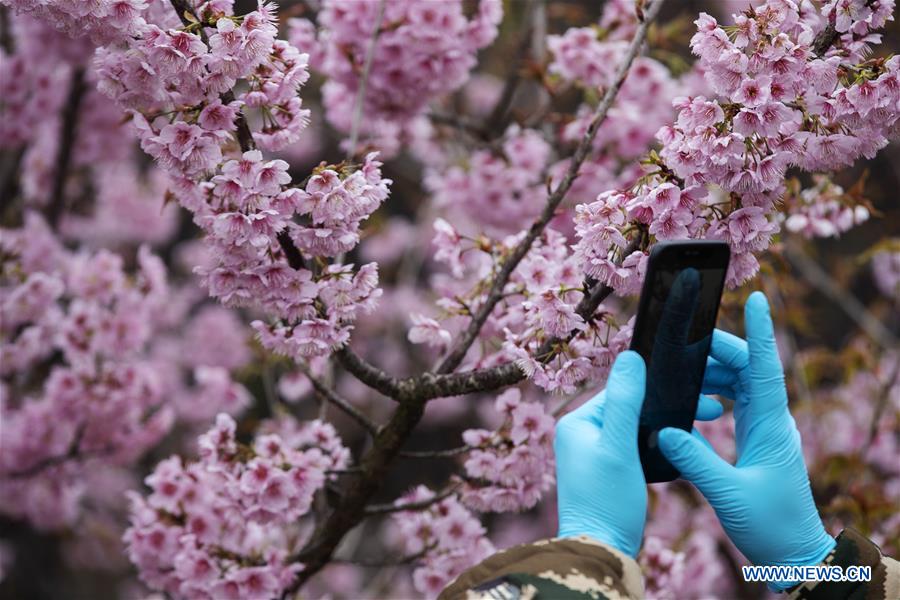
xmin=657 ymin=292 xmax=835 ymax=587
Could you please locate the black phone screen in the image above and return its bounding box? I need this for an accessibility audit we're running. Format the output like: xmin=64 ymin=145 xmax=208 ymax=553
xmin=630 ymin=241 xmax=729 ymax=483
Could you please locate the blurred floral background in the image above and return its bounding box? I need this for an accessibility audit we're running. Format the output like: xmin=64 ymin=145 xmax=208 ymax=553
xmin=0 ymin=0 xmax=898 ymax=598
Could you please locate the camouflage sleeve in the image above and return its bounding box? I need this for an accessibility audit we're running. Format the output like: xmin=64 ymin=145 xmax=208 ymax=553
xmin=438 ymin=535 xmax=644 ymax=600
xmin=787 ymin=528 xmax=899 ymax=600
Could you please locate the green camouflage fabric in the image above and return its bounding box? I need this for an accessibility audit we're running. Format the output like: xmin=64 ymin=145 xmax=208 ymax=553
xmin=440 ymin=529 xmax=899 ymax=600
xmin=786 ymin=528 xmax=899 ymax=600
xmin=439 ymin=535 xmax=643 ymax=600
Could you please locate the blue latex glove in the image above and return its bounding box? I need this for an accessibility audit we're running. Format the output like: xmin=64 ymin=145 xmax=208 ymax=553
xmin=555 ymin=350 xmax=725 ymax=557
xmin=658 ymin=292 xmax=835 ymax=587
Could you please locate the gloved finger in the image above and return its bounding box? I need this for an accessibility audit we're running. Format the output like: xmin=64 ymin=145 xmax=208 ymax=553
xmin=658 ymin=427 xmax=732 ymax=498
xmin=695 ymin=394 xmax=723 ymax=421
xmin=560 ymin=390 xmax=607 ymax=427
xmin=744 ymin=292 xmax=788 ymax=414
xmin=702 ymin=356 xmax=739 ymax=396
xmin=600 ymin=350 xmax=646 ymax=454
xmin=709 ymin=329 xmax=750 ymax=373
xmin=690 ymin=427 xmax=715 ymax=452
xmin=654 ymin=268 xmax=701 ymax=350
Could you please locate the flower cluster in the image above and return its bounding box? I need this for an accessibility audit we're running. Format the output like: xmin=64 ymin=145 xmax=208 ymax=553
xmin=639 ymin=535 xmax=687 ymax=598
xmin=548 ymin=27 xmax=631 ymax=90
xmin=428 ymin=218 xmax=634 ymax=391
xmin=392 ymin=486 xmax=494 ymax=598
xmin=85 ymin=0 xmax=393 ymax=360
xmin=644 ymin=482 xmax=734 ymax=598
xmin=0 ymin=14 xmax=80 ymax=149
xmin=242 ymin=156 xmax=388 ymax=361
xmin=458 ymin=389 xmax=555 ymax=512
xmin=125 ymin=413 xmax=347 ymax=599
xmin=505 ymin=233 xmax=634 ymax=393
xmin=0 ymin=214 xmax=174 ymax=529
xmin=426 ymin=127 xmax=552 ymax=234
xmin=0 ymin=0 xmax=159 ymax=44
xmin=408 ymin=313 xmax=452 ymax=349
xmin=303 ymin=0 xmax=501 ymax=140
xmin=574 ymin=0 xmax=900 ymax=288
xmin=796 ymin=354 xmax=900 ymax=479
xmin=780 ymin=176 xmax=870 ymax=238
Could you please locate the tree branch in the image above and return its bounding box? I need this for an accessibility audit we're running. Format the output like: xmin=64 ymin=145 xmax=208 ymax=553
xmin=483 ymin=0 xmax=536 ymax=133
xmin=46 ymin=68 xmax=86 ymax=229
xmin=346 ymin=0 xmax=386 ymax=158
xmin=334 ymin=346 xmax=404 ymax=399
xmin=363 ymin=485 xmax=459 ymax=515
xmin=398 ymin=445 xmax=474 ymax=459
xmin=277 ymin=230 xmax=305 ymax=269
xmin=861 ymin=355 xmax=900 ymax=456
xmin=434 ymin=0 xmax=666 ymax=375
xmin=299 ymin=362 xmax=380 ymax=436
xmin=286 ymin=5 xmax=668 ymax=589
xmin=408 ymin=363 xmax=525 ymax=400
xmin=812 ymin=22 xmax=838 ymax=57
xmin=783 ymin=242 xmax=898 ymax=350
xmin=288 ymin=393 xmax=428 ymax=585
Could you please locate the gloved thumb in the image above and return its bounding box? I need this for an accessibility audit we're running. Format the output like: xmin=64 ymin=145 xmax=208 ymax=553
xmin=601 ymin=350 xmax=645 ymax=455
xmin=658 ymin=427 xmax=731 ymax=497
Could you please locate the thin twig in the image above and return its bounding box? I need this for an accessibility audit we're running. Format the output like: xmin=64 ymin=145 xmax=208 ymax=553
xmin=398 ymin=445 xmax=474 ymax=459
xmin=435 ymin=0 xmax=666 ymax=375
xmin=47 ymin=68 xmax=86 ymax=229
xmin=861 ymin=356 xmax=900 ymax=457
xmin=484 ymin=0 xmax=537 ymax=133
xmin=326 ymin=466 xmax=363 ymax=476
xmin=363 ymin=485 xmax=459 ymax=516
xmin=784 ymin=242 xmax=898 ymax=350
xmin=346 ymin=0 xmax=386 ymax=158
xmin=299 ymin=362 xmax=380 ymax=436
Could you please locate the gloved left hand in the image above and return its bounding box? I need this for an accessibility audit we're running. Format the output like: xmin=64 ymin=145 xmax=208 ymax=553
xmin=555 ymin=350 xmax=724 ymax=557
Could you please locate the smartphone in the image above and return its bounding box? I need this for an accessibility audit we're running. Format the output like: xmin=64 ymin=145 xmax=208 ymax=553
xmin=630 ymin=240 xmax=730 ymax=483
